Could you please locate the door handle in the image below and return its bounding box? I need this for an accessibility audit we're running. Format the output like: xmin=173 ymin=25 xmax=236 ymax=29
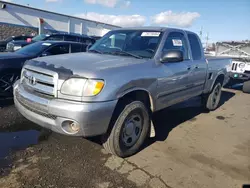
xmin=195 ymin=65 xmax=199 ymax=69
xmin=187 ymin=66 xmax=192 ymax=70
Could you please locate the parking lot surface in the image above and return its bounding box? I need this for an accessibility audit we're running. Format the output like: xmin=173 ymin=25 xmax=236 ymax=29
xmin=0 ymin=87 xmax=249 ymax=188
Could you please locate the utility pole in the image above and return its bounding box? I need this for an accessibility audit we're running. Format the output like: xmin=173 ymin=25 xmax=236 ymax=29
xmin=199 ymin=26 xmax=204 ymax=47
xmin=205 ymin=32 xmax=210 ymax=49
xmin=199 ymin=26 xmax=203 ymax=39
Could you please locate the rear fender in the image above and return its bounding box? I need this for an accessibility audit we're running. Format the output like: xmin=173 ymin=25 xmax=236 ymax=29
xmin=209 ymin=72 xmax=225 ymax=92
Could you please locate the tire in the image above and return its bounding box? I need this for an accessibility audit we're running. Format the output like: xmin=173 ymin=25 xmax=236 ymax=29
xmin=0 ymin=70 xmax=20 ymax=97
xmin=202 ymin=82 xmax=222 ymax=111
xmin=243 ymin=80 xmax=250 ymax=93
xmin=102 ymin=101 xmax=150 ymax=158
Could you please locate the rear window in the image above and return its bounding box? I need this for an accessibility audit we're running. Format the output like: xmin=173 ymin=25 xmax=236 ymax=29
xmin=188 ymin=34 xmax=202 ymax=60
xmin=65 ymin=35 xmax=79 ymax=42
xmin=47 ymin=35 xmax=64 ymax=41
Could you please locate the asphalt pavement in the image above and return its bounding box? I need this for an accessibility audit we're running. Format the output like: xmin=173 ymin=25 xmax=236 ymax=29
xmin=0 ymin=87 xmax=249 ymax=188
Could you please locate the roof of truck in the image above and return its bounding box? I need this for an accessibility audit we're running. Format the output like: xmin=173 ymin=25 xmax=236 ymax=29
xmin=35 ymin=41 xmax=84 ymax=44
xmin=113 ymin=26 xmax=196 ymax=34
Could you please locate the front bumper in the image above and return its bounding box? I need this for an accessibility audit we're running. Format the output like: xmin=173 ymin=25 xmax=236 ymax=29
xmin=14 ymin=81 xmax=117 ymax=137
xmin=229 ymin=72 xmax=250 ymax=81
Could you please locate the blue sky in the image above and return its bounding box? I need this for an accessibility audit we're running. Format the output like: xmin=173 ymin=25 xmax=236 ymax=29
xmin=4 ymin=0 xmax=250 ymax=42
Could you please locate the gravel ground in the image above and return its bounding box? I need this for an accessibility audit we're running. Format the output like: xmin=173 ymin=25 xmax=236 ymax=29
xmin=0 ymin=87 xmax=249 ymax=188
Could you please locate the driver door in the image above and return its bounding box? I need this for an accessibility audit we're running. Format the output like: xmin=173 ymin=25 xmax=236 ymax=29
xmin=156 ymin=31 xmax=193 ymax=110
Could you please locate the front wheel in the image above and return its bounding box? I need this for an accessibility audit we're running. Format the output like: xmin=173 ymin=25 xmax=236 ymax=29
xmin=243 ymin=80 xmax=250 ymax=93
xmin=202 ymin=82 xmax=222 ymax=111
xmin=0 ymin=71 xmax=20 ymax=97
xmin=102 ymin=101 xmax=150 ymax=158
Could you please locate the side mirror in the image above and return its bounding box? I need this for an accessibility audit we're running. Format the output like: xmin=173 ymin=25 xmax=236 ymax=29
xmin=160 ymin=50 xmax=183 ymax=63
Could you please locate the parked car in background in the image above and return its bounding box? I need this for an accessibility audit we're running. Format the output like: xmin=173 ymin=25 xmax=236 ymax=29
xmin=0 ymin=35 xmax=33 ymax=52
xmin=6 ymin=33 xmax=95 ymax=52
xmin=90 ymin=36 xmax=102 ymax=41
xmin=0 ymin=41 xmax=86 ymax=97
xmin=14 ymin=27 xmax=231 ymax=158
xmin=216 ymin=41 xmax=250 ymax=93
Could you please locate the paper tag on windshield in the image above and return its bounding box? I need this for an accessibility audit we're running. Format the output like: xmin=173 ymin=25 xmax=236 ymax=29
xmin=42 ymin=43 xmax=51 ymax=46
xmin=172 ymin=39 xmax=183 ymax=46
xmin=141 ymin=32 xmax=160 ymax=37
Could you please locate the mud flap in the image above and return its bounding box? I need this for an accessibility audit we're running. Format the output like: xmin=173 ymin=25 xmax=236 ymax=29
xmin=150 ymin=120 xmax=156 ymax=138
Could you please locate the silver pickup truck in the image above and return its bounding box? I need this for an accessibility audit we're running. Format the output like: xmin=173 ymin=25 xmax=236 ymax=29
xmin=14 ymin=27 xmax=231 ymax=157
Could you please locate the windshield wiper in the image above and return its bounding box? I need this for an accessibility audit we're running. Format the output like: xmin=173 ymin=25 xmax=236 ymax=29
xmin=109 ymin=51 xmax=143 ymax=59
xmin=88 ymin=49 xmax=103 ymax=54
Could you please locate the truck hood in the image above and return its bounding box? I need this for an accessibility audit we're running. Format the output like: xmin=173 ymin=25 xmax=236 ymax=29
xmin=29 ymin=52 xmax=147 ymax=78
xmin=11 ymin=40 xmax=31 ymax=46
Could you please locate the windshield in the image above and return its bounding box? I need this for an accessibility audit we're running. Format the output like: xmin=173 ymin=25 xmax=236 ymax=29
xmin=89 ymin=30 xmax=163 ymax=58
xmin=32 ymin=34 xmax=49 ymax=42
xmin=5 ymin=37 xmax=13 ymax=43
xmin=16 ymin=42 xmax=50 ymax=56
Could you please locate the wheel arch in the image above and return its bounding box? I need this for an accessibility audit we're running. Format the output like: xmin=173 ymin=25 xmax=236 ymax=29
xmin=209 ymin=73 xmax=225 ymax=92
xmin=116 ymin=88 xmax=155 ymax=112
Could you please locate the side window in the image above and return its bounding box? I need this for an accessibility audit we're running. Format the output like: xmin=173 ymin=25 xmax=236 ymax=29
xmin=162 ymin=32 xmax=189 ymax=60
xmin=21 ymin=36 xmax=29 ymax=40
xmin=47 ymin=35 xmax=64 ymax=41
xmin=188 ymin=34 xmax=202 ymax=60
xmin=13 ymin=36 xmax=23 ymax=40
xmin=65 ymin=35 xmax=78 ymax=42
xmin=71 ymin=43 xmax=82 ymax=53
xmin=45 ymin=44 xmax=69 ymax=55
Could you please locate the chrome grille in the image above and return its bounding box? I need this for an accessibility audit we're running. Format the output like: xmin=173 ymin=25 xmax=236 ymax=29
xmin=231 ymin=63 xmax=238 ymax=71
xmin=22 ymin=66 xmax=58 ymax=97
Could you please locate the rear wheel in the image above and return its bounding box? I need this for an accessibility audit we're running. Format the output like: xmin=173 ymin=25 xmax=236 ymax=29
xmin=243 ymin=80 xmax=250 ymax=93
xmin=0 ymin=71 xmax=20 ymax=97
xmin=102 ymin=101 xmax=150 ymax=158
xmin=202 ymin=82 xmax=222 ymax=111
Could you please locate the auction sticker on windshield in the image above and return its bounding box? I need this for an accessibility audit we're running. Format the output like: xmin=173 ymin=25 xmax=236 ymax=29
xmin=141 ymin=32 xmax=161 ymax=37
xmin=172 ymin=39 xmax=183 ymax=46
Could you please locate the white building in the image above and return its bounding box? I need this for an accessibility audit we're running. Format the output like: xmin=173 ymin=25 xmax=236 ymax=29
xmin=0 ymin=1 xmax=119 ymax=38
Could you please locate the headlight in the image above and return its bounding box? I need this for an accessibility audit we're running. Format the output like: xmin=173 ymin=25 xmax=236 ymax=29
xmin=14 ymin=45 xmax=22 ymax=51
xmin=239 ymin=63 xmax=245 ymax=68
xmin=60 ymin=78 xmax=104 ymax=97
xmin=20 ymin=68 xmax=25 ymax=83
xmin=83 ymin=79 xmax=105 ymax=96
xmin=61 ymin=78 xmax=87 ymax=96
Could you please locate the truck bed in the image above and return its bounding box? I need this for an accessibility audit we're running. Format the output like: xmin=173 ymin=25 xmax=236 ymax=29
xmin=203 ymin=56 xmax=231 ymax=93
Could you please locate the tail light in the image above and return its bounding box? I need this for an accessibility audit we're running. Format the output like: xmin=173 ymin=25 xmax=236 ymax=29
xmin=27 ymin=38 xmax=32 ymax=43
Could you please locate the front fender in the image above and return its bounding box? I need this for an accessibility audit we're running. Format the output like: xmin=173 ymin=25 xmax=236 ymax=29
xmin=115 ymin=78 xmax=158 ymax=112
xmin=117 ymin=87 xmax=155 ymax=111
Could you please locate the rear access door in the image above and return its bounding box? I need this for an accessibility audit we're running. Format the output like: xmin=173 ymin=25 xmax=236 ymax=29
xmin=185 ymin=33 xmax=207 ymax=97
